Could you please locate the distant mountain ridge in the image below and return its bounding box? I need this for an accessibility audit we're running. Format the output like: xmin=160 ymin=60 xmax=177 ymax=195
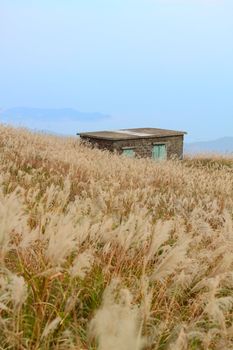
xmin=0 ymin=107 xmax=110 ymax=135
xmin=185 ymin=137 xmax=233 ymax=155
xmin=0 ymin=107 xmax=109 ymax=122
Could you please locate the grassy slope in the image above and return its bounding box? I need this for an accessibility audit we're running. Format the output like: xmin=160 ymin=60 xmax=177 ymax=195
xmin=0 ymin=125 xmax=232 ymax=349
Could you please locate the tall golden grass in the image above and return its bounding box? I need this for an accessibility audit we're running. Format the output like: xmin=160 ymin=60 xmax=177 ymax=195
xmin=0 ymin=125 xmax=232 ymax=349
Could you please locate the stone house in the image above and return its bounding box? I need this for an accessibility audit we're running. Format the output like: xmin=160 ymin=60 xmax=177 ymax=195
xmin=79 ymin=128 xmax=187 ymax=160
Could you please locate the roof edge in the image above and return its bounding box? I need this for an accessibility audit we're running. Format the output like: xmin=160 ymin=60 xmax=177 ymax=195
xmin=79 ymin=133 xmax=187 ymax=141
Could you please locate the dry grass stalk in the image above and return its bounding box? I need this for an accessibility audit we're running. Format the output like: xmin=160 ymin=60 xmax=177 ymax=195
xmin=0 ymin=124 xmax=232 ymax=349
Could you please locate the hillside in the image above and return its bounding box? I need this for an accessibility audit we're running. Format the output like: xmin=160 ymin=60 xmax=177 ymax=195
xmin=0 ymin=125 xmax=233 ymax=350
xmin=185 ymin=137 xmax=233 ymax=154
xmin=0 ymin=107 xmax=109 ymax=134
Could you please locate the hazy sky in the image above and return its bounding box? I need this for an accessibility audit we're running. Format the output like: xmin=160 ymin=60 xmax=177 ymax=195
xmin=1 ymin=0 xmax=233 ymax=141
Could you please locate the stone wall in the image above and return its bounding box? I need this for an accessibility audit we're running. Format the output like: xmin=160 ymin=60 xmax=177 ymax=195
xmin=81 ymin=138 xmax=115 ymax=152
xmin=81 ymin=135 xmax=184 ymax=159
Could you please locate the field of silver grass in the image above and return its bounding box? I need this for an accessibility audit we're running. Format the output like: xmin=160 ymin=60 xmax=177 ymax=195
xmin=0 ymin=125 xmax=232 ymax=349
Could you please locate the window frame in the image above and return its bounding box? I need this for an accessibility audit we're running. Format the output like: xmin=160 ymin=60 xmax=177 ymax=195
xmin=122 ymin=147 xmax=136 ymax=158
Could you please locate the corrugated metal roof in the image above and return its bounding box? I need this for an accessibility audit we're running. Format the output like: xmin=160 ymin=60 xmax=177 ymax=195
xmin=79 ymin=128 xmax=187 ymax=140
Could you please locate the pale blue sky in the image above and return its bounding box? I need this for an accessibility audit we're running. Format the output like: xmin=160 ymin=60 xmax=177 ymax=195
xmin=1 ymin=0 xmax=233 ymax=141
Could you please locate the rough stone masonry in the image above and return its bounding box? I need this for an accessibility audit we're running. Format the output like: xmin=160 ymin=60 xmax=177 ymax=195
xmin=79 ymin=128 xmax=186 ymax=160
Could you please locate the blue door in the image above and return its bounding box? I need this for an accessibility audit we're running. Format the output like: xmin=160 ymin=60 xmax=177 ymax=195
xmin=122 ymin=149 xmax=135 ymax=158
xmin=152 ymin=144 xmax=167 ymax=160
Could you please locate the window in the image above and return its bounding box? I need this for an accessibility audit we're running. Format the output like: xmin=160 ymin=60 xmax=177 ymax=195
xmin=122 ymin=148 xmax=135 ymax=158
xmin=152 ymin=144 xmax=167 ymax=160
